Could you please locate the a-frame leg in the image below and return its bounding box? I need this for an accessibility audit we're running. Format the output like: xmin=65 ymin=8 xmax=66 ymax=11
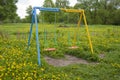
xmin=27 ymin=15 xmax=34 ymax=49
xmin=82 ymin=11 xmax=94 ymax=54
xmin=34 ymin=8 xmax=41 ymax=66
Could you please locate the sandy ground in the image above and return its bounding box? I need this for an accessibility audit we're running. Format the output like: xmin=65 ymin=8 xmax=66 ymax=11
xmin=44 ymin=55 xmax=99 ymax=67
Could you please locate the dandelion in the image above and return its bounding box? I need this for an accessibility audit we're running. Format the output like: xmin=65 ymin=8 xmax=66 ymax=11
xmin=40 ymin=68 xmax=45 ymax=71
xmin=12 ymin=73 xmax=15 ymax=76
xmin=0 ymin=73 xmax=4 ymax=77
xmin=0 ymin=66 xmax=5 ymax=71
xmin=64 ymin=74 xmax=67 ymax=77
xmin=25 ymin=72 xmax=28 ymax=77
xmin=23 ymin=77 xmax=26 ymax=80
xmin=23 ymin=63 xmax=26 ymax=66
xmin=5 ymin=73 xmax=7 ymax=76
xmin=77 ymin=77 xmax=81 ymax=80
xmin=27 ymin=77 xmax=33 ymax=80
xmin=0 ymin=55 xmax=4 ymax=60
xmin=52 ymin=75 xmax=56 ymax=78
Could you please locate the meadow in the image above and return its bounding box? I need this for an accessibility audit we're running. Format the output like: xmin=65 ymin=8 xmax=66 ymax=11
xmin=0 ymin=23 xmax=120 ymax=80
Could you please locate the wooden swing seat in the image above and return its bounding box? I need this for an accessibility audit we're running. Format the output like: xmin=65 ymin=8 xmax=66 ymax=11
xmin=68 ymin=46 xmax=79 ymax=49
xmin=44 ymin=48 xmax=56 ymax=51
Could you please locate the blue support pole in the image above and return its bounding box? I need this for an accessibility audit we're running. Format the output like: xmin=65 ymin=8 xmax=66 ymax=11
xmin=27 ymin=15 xmax=34 ymax=49
xmin=34 ymin=7 xmax=60 ymax=12
xmin=34 ymin=8 xmax=41 ymax=66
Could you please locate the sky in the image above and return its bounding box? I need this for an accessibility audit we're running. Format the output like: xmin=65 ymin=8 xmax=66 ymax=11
xmin=16 ymin=0 xmax=77 ymax=18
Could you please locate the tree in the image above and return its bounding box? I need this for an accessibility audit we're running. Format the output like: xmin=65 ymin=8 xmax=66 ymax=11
xmin=40 ymin=0 xmax=55 ymax=23
xmin=55 ymin=0 xmax=69 ymax=8
xmin=43 ymin=0 xmax=54 ymax=7
xmin=0 ymin=0 xmax=18 ymax=23
xmin=75 ymin=0 xmax=95 ymax=24
xmin=98 ymin=0 xmax=120 ymax=24
xmin=24 ymin=6 xmax=33 ymax=23
xmin=75 ymin=0 xmax=120 ymax=25
xmin=55 ymin=0 xmax=71 ymax=24
xmin=112 ymin=9 xmax=120 ymax=25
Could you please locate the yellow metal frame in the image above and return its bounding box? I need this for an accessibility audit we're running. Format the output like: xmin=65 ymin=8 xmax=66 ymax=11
xmin=61 ymin=8 xmax=94 ymax=54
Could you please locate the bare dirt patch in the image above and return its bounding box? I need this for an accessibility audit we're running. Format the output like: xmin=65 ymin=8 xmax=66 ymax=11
xmin=44 ymin=55 xmax=98 ymax=67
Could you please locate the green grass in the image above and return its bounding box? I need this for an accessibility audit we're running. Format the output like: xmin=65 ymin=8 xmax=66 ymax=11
xmin=0 ymin=23 xmax=120 ymax=80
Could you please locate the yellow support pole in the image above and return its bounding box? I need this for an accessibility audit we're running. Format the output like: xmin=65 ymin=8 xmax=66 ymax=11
xmin=61 ymin=8 xmax=84 ymax=13
xmin=82 ymin=11 xmax=94 ymax=54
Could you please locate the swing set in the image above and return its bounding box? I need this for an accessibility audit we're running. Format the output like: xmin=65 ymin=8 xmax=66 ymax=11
xmin=27 ymin=7 xmax=94 ymax=66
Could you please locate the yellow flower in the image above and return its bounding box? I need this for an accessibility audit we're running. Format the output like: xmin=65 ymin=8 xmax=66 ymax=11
xmin=64 ymin=74 xmax=67 ymax=77
xmin=27 ymin=77 xmax=33 ymax=80
xmin=52 ymin=75 xmax=56 ymax=78
xmin=0 ymin=66 xmax=5 ymax=71
xmin=77 ymin=77 xmax=81 ymax=80
xmin=23 ymin=63 xmax=26 ymax=66
xmin=13 ymin=62 xmax=16 ymax=65
xmin=12 ymin=73 xmax=15 ymax=76
xmin=0 ymin=55 xmax=4 ymax=60
xmin=0 ymin=73 xmax=4 ymax=77
xmin=5 ymin=73 xmax=7 ymax=76
xmin=26 ymin=72 xmax=28 ymax=77
xmin=23 ymin=77 xmax=25 ymax=80
xmin=40 ymin=68 xmax=45 ymax=71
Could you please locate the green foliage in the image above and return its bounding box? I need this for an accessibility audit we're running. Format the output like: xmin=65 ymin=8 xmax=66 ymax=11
xmin=39 ymin=0 xmax=71 ymax=24
xmin=112 ymin=9 xmax=120 ymax=25
xmin=22 ymin=0 xmax=120 ymax=25
xmin=0 ymin=24 xmax=120 ymax=79
xmin=43 ymin=0 xmax=54 ymax=7
xmin=24 ymin=6 xmax=33 ymax=23
xmin=75 ymin=0 xmax=120 ymax=25
xmin=39 ymin=0 xmax=55 ymax=23
xmin=65 ymin=49 xmax=99 ymax=62
xmin=42 ymin=50 xmax=65 ymax=58
xmin=55 ymin=0 xmax=69 ymax=8
xmin=0 ymin=0 xmax=18 ymax=23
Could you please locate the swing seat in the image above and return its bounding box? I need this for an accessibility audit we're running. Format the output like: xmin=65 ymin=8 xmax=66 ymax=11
xmin=68 ymin=46 xmax=79 ymax=49
xmin=44 ymin=48 xmax=56 ymax=51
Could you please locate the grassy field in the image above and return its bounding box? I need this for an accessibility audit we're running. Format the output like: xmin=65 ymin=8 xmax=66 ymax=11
xmin=0 ymin=23 xmax=120 ymax=80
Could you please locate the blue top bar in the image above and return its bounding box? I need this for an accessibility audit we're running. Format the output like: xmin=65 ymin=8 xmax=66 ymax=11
xmin=34 ymin=7 xmax=60 ymax=12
